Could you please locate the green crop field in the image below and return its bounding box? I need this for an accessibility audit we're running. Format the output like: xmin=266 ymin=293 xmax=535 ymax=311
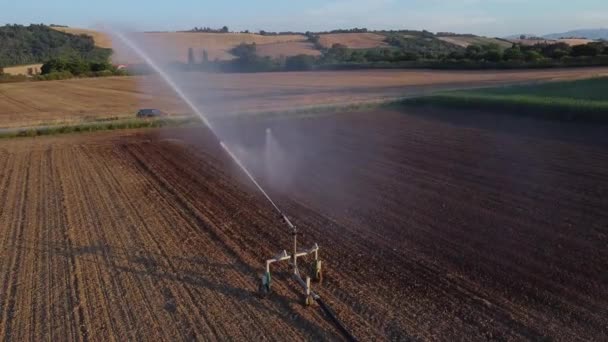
xmin=406 ymin=77 xmax=608 ymax=121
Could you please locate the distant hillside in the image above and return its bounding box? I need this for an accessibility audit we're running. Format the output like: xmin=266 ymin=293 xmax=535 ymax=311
xmin=0 ymin=24 xmax=112 ymax=67
xmin=543 ymin=29 xmax=608 ymax=40
xmin=51 ymin=28 xmax=313 ymax=63
xmin=50 ymin=27 xmax=518 ymax=64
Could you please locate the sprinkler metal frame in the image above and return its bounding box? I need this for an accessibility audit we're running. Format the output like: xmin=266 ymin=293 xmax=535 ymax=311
xmin=260 ymin=226 xmax=322 ymax=305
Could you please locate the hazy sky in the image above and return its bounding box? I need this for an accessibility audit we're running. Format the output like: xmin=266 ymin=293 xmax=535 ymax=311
xmin=2 ymin=0 xmax=607 ymax=37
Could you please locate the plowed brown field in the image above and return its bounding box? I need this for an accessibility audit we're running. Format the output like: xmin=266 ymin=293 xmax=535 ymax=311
xmin=1 ymin=107 xmax=607 ymax=341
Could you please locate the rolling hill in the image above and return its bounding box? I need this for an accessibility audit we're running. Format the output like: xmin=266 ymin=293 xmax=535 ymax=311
xmin=543 ymin=29 xmax=608 ymax=40
xmin=51 ymin=26 xmax=521 ymax=64
xmin=51 ymin=27 xmax=316 ymax=63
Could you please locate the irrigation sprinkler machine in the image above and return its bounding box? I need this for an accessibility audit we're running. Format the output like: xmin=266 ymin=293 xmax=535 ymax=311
xmin=259 ymin=213 xmax=322 ymax=306
xmin=257 ymin=191 xmax=356 ymax=341
xmin=111 ymin=30 xmax=355 ymax=340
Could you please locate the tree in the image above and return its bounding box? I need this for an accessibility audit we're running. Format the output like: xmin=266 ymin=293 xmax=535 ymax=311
xmin=571 ymin=43 xmax=603 ymax=57
xmin=484 ymin=49 xmax=503 ymax=62
xmin=349 ymin=50 xmax=366 ymax=63
xmin=90 ymin=60 xmax=113 ymax=72
xmin=503 ymin=45 xmax=524 ymax=61
xmin=465 ymin=45 xmax=483 ymax=60
xmin=221 ymin=26 xmax=229 ymax=33
xmin=325 ymin=43 xmax=349 ymax=61
xmin=520 ymin=34 xmax=527 ymax=40
xmin=444 ymin=51 xmax=464 ymax=60
xmin=188 ymin=47 xmax=195 ymax=65
xmin=66 ymin=58 xmax=90 ymax=75
xmin=230 ymin=43 xmax=257 ymax=60
xmin=285 ymin=54 xmax=316 ymax=71
xmin=524 ymin=50 xmax=543 ymax=62
xmin=41 ymin=58 xmax=67 ymax=74
xmin=540 ymin=42 xmax=571 ymax=59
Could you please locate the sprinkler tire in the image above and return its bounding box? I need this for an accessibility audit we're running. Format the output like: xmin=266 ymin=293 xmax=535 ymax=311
xmin=304 ymin=295 xmax=314 ymax=306
xmin=312 ymin=260 xmax=323 ymax=283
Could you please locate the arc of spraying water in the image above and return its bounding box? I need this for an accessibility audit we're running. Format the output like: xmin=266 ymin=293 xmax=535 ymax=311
xmin=109 ymin=29 xmax=295 ymax=230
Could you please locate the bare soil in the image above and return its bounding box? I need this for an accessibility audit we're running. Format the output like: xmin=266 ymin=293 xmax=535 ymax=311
xmin=1 ymin=106 xmax=607 ymax=341
xmin=255 ymin=41 xmax=321 ymax=59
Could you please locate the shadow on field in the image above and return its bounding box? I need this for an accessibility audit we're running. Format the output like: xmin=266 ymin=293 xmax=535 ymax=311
xmin=400 ymin=104 xmax=608 ymax=148
xmin=9 ymin=237 xmax=342 ymax=341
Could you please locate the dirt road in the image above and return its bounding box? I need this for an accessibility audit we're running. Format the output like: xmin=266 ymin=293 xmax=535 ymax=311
xmin=0 ymin=107 xmax=607 ymax=340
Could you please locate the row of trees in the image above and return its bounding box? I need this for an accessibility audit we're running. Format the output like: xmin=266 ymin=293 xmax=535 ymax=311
xmin=36 ymin=57 xmax=126 ymax=80
xmin=178 ymin=38 xmax=608 ymax=74
xmin=445 ymin=42 xmax=608 ymax=63
xmin=41 ymin=58 xmax=114 ymax=75
xmin=186 ymin=26 xmax=229 ymax=33
xmin=321 ymin=44 xmax=420 ymax=64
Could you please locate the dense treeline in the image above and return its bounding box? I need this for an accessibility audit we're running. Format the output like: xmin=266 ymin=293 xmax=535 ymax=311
xmin=183 ymin=26 xmax=229 ymax=33
xmin=383 ymin=31 xmax=464 ymax=58
xmin=37 ymin=58 xmax=126 ymax=80
xmin=0 ymin=24 xmax=112 ymax=67
xmin=173 ymin=38 xmax=608 ymax=74
xmin=443 ymin=41 xmax=608 ymax=63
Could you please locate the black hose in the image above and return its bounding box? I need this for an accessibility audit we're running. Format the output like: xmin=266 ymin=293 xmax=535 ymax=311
xmin=316 ymin=297 xmax=358 ymax=342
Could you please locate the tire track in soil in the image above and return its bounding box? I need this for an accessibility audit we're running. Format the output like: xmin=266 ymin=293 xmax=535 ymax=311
xmin=51 ymin=147 xmax=87 ymax=342
xmin=0 ymin=151 xmax=31 ymax=341
xmin=59 ymin=144 xmax=135 ymax=341
xmin=80 ymin=144 xmax=207 ymax=341
xmin=107 ymin=144 xmax=258 ymax=341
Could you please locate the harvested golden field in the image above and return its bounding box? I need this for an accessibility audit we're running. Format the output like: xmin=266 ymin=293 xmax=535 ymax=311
xmin=437 ymin=36 xmax=512 ymax=48
xmin=556 ymin=38 xmax=595 ymax=46
xmin=2 ymin=64 xmax=42 ymax=76
xmin=52 ymin=27 xmax=313 ymax=62
xmin=318 ymin=33 xmax=388 ymax=49
xmin=255 ymin=42 xmax=321 ymax=58
xmin=2 ymin=67 xmax=608 ymax=128
xmin=509 ymin=38 xmax=594 ymax=46
xmin=126 ymin=32 xmax=306 ymax=63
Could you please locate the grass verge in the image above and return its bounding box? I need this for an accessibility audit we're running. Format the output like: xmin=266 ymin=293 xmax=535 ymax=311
xmin=401 ymin=77 xmax=608 ymax=122
xmin=0 ymin=117 xmax=199 ymax=139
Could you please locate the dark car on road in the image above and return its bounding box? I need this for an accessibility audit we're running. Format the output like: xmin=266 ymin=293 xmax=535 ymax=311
xmin=136 ymin=109 xmax=167 ymax=118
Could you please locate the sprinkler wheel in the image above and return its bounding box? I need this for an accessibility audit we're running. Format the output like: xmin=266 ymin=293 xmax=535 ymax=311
xmin=259 ymin=272 xmax=271 ymax=297
xmin=312 ymin=260 xmax=323 ymax=283
xmin=304 ymin=295 xmax=314 ymax=306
